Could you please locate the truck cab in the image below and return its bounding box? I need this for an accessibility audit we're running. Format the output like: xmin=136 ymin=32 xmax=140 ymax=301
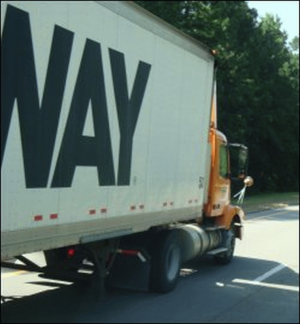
xmin=204 ymin=80 xmax=251 ymax=237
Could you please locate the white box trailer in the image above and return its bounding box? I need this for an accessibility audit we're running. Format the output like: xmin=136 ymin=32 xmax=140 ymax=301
xmin=1 ymin=1 xmax=251 ymax=293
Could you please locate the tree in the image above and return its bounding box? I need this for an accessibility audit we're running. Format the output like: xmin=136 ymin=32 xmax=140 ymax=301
xmin=289 ymin=36 xmax=299 ymax=52
xmin=134 ymin=1 xmax=299 ymax=192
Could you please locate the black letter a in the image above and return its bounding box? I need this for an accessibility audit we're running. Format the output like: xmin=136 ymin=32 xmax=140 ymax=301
xmin=51 ymin=39 xmax=115 ymax=187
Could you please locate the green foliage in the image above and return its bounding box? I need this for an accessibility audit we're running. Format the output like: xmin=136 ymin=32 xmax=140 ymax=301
xmin=289 ymin=36 xmax=299 ymax=52
xmin=135 ymin=1 xmax=299 ymax=192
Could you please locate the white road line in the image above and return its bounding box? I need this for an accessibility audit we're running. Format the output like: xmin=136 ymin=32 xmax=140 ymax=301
xmin=253 ymin=264 xmax=286 ymax=282
xmin=232 ymin=279 xmax=299 ymax=292
xmin=232 ymin=263 xmax=300 ymax=292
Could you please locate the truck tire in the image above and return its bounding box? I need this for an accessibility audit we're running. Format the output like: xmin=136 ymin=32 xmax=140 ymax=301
xmin=214 ymin=225 xmax=235 ymax=265
xmin=149 ymin=230 xmax=181 ymax=293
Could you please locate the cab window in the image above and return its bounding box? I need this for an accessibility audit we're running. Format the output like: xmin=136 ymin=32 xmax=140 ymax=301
xmin=219 ymin=144 xmax=229 ymax=178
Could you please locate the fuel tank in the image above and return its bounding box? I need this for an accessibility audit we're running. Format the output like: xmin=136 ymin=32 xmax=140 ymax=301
xmin=175 ymin=224 xmax=222 ymax=262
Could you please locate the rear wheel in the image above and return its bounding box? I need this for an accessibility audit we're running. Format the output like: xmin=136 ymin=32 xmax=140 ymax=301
xmin=149 ymin=230 xmax=181 ymax=293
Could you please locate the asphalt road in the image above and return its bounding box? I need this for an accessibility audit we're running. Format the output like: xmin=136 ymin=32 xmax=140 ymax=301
xmin=1 ymin=206 xmax=299 ymax=323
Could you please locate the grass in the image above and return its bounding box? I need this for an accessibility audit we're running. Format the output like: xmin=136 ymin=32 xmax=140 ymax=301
xmin=236 ymin=192 xmax=299 ymax=213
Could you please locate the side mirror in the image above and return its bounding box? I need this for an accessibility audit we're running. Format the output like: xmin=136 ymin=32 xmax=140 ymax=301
xmin=244 ymin=176 xmax=254 ymax=187
xmin=228 ymin=143 xmax=248 ymax=180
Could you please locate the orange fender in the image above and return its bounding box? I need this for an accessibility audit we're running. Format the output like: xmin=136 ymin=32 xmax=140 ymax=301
xmin=215 ymin=205 xmax=245 ymax=239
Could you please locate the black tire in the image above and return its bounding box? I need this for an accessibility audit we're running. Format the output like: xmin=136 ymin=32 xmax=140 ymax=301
xmin=214 ymin=224 xmax=236 ymax=265
xmin=149 ymin=230 xmax=181 ymax=293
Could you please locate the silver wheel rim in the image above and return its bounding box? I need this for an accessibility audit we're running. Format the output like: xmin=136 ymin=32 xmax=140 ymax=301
xmin=166 ymin=244 xmax=180 ymax=281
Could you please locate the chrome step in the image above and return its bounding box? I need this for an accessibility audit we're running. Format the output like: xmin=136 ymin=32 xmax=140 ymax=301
xmin=207 ymin=247 xmax=228 ymax=255
xmin=204 ymin=225 xmax=225 ymax=231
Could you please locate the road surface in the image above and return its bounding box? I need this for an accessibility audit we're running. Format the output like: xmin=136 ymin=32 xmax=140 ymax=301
xmin=1 ymin=206 xmax=299 ymax=323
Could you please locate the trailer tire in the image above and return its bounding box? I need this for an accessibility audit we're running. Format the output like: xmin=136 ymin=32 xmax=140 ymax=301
xmin=149 ymin=230 xmax=181 ymax=293
xmin=214 ymin=225 xmax=235 ymax=265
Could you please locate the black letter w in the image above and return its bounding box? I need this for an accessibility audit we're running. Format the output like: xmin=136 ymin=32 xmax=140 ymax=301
xmin=1 ymin=5 xmax=74 ymax=188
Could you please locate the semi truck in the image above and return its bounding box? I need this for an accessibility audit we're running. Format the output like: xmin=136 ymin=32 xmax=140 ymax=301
xmin=1 ymin=1 xmax=253 ymax=294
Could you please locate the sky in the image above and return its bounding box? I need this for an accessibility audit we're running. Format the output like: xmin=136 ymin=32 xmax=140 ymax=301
xmin=247 ymin=1 xmax=299 ymax=43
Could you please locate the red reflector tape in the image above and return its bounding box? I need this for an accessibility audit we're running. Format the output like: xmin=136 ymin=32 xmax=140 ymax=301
xmin=89 ymin=209 xmax=96 ymax=215
xmin=117 ymin=249 xmax=147 ymax=262
xmin=130 ymin=205 xmax=136 ymax=211
xmin=139 ymin=205 xmax=144 ymax=210
xmin=50 ymin=213 xmax=58 ymax=220
xmin=118 ymin=249 xmax=138 ymax=256
xmin=34 ymin=215 xmax=43 ymax=221
xmin=163 ymin=202 xmax=167 ymax=207
xmin=67 ymin=248 xmax=75 ymax=257
xmin=100 ymin=208 xmax=107 ymax=213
